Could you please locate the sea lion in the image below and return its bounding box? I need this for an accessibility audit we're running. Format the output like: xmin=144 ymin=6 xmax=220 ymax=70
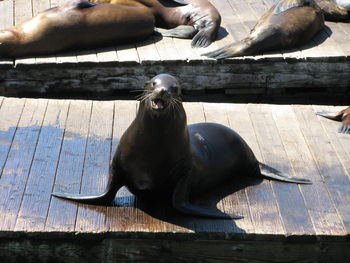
xmin=52 ymin=74 xmax=311 ymax=219
xmin=317 ymin=106 xmax=350 ymax=134
xmin=203 ymin=0 xmax=325 ymax=59
xmin=0 ymin=0 xmax=221 ymax=57
xmin=316 ymin=0 xmax=350 ymax=21
xmin=0 ymin=1 xmax=155 ymax=57
xmin=92 ymin=0 xmax=222 ymax=47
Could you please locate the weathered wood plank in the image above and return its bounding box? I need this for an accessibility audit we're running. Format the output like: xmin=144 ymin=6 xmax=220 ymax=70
xmin=0 ymin=98 xmax=48 ymax=231
xmin=272 ymin=104 xmax=346 ymax=236
xmin=96 ymin=47 xmax=118 ymax=63
xmin=249 ymin=104 xmax=315 ymax=235
xmin=0 ymin=97 xmax=25 ymax=177
xmin=15 ymin=100 xmax=69 ymax=231
xmin=116 ymin=44 xmax=140 ymax=63
xmin=45 ymin=100 xmax=92 ymax=231
xmin=135 ymin=38 xmax=161 ymax=63
xmin=313 ymin=105 xmax=350 ymax=189
xmin=75 ymin=101 xmax=114 ymax=233
xmin=228 ymin=103 xmax=285 ymax=235
xmin=293 ymin=105 xmax=350 ymax=233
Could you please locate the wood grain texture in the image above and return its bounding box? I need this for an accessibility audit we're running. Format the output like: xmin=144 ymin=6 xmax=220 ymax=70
xmin=45 ymin=100 xmax=92 ymax=231
xmin=15 ymin=100 xmax=69 ymax=232
xmin=0 ymin=98 xmax=47 ymax=231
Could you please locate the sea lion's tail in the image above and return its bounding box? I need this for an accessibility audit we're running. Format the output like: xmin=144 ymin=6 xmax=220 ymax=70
xmin=259 ymin=163 xmax=311 ymax=184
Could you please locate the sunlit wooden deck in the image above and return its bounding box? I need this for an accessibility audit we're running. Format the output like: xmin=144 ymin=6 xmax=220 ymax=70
xmin=0 ymin=97 xmax=349 ymax=261
xmin=0 ymin=0 xmax=349 ymax=102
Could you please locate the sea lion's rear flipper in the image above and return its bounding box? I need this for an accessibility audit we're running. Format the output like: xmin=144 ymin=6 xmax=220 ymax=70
xmin=158 ymin=25 xmax=198 ymax=40
xmin=172 ymin=175 xmax=243 ymax=219
xmin=191 ymin=29 xmax=214 ymax=48
xmin=202 ymin=41 xmax=248 ymax=59
xmin=259 ymin=163 xmax=311 ymax=184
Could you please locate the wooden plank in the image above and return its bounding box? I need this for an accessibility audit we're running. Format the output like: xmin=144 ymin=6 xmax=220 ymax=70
xmin=0 ymin=97 xmax=25 ymax=177
xmin=96 ymin=47 xmax=118 ymax=63
xmin=227 ymin=103 xmax=285 ymax=235
xmin=154 ymin=36 xmax=182 ymax=61
xmin=202 ymin=102 xmax=254 ymax=234
xmin=248 ymin=104 xmax=314 ymax=235
xmin=313 ymin=105 xmax=350 ymax=187
xmin=45 ymin=100 xmax=92 ymax=231
xmin=75 ymin=101 xmax=114 ymax=232
xmin=272 ymin=104 xmax=346 ymax=236
xmin=15 ymin=100 xmax=69 ymax=231
xmin=0 ymin=98 xmax=48 ymax=231
xmin=135 ymin=38 xmax=161 ymax=63
xmin=293 ymin=105 xmax=350 ymax=233
xmin=327 ymin=23 xmax=350 ymax=55
xmin=116 ymin=44 xmax=140 ymax=63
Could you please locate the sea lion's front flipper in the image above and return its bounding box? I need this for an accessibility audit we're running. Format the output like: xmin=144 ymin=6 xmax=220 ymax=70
xmin=191 ymin=29 xmax=214 ymax=48
xmin=316 ymin=110 xmax=344 ymax=122
xmin=259 ymin=163 xmax=312 ymax=184
xmin=338 ymin=123 xmax=350 ymax=134
xmin=158 ymin=25 xmax=198 ymax=39
xmin=172 ymin=175 xmax=243 ymax=219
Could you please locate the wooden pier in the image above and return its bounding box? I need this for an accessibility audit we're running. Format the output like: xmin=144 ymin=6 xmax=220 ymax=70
xmin=0 ymin=97 xmax=349 ymax=262
xmin=0 ymin=0 xmax=350 ymax=261
xmin=0 ymin=0 xmax=349 ymax=103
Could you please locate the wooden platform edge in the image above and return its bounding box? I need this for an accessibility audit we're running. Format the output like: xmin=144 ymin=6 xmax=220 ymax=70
xmin=0 ymin=59 xmax=349 ymax=104
xmin=0 ymin=232 xmax=349 ymax=263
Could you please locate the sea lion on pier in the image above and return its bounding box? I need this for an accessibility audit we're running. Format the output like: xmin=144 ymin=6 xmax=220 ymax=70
xmin=317 ymin=106 xmax=350 ymax=134
xmin=52 ymin=74 xmax=311 ymax=219
xmin=203 ymin=0 xmax=325 ymax=59
xmin=0 ymin=0 xmax=221 ymax=57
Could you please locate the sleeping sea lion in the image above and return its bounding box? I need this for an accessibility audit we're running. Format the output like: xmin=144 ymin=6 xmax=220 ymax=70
xmin=52 ymin=73 xmax=311 ymax=219
xmin=0 ymin=0 xmax=221 ymax=57
xmin=203 ymin=0 xmax=325 ymax=59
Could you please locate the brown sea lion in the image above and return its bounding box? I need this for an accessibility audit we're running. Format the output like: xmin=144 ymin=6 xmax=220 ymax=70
xmin=0 ymin=0 xmax=221 ymax=57
xmin=317 ymin=0 xmax=350 ymax=21
xmin=52 ymin=74 xmax=311 ymax=219
xmin=317 ymin=106 xmax=350 ymax=134
xmin=0 ymin=1 xmax=155 ymax=57
xmin=203 ymin=0 xmax=325 ymax=59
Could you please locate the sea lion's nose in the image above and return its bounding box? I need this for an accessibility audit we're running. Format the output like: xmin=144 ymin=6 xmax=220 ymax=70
xmin=155 ymin=87 xmax=168 ymax=97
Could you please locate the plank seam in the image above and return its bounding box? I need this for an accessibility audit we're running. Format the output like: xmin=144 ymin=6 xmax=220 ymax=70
xmin=44 ymin=100 xmax=71 ymax=229
xmin=291 ymin=105 xmax=348 ymax=234
xmin=13 ymin=99 xmax=49 ymax=229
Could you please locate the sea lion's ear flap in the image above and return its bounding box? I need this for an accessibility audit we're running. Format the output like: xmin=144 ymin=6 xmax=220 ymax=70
xmin=144 ymin=80 xmax=152 ymax=89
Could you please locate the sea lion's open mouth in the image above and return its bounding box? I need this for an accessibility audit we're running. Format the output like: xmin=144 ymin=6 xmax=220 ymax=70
xmin=151 ymin=98 xmax=167 ymax=111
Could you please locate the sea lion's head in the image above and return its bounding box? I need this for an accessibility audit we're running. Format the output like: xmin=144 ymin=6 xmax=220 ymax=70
xmin=141 ymin=74 xmax=182 ymax=115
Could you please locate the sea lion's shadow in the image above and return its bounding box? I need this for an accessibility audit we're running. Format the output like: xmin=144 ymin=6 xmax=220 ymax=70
xmin=114 ymin=177 xmax=262 ymax=233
